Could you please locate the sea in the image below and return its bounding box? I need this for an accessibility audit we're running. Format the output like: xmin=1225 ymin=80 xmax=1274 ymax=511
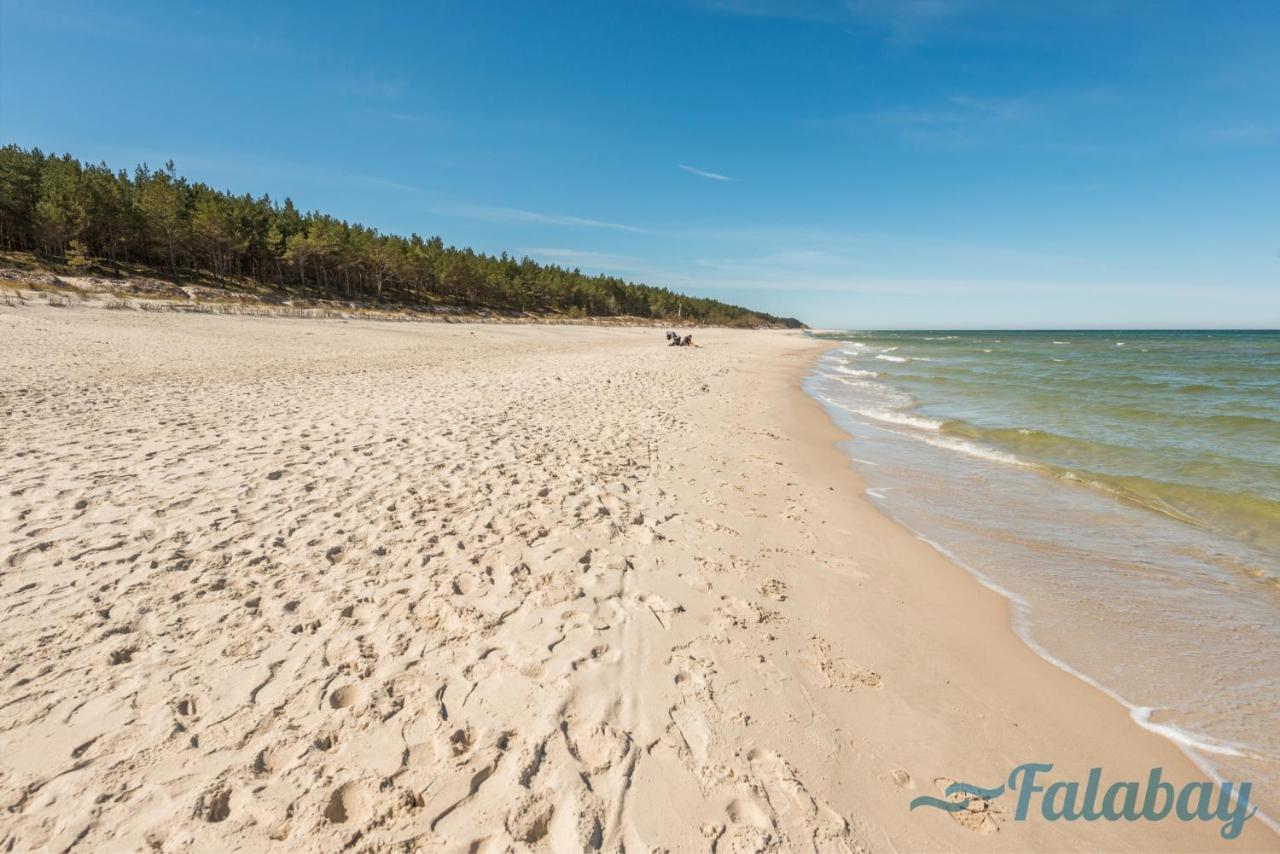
xmin=805 ymin=330 xmax=1279 ymax=823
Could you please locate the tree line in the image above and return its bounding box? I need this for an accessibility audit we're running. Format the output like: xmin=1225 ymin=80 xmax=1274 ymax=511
xmin=0 ymin=145 xmax=802 ymax=327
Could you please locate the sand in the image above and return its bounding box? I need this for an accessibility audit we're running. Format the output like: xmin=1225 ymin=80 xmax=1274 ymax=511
xmin=1 ymin=306 xmax=1274 ymax=852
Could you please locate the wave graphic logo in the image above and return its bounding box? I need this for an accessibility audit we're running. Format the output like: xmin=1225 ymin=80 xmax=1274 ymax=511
xmin=910 ymin=781 xmax=1005 ymax=813
xmin=908 ymin=764 xmax=1258 ymax=840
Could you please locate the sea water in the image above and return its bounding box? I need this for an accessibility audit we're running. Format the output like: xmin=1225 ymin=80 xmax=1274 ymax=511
xmin=805 ymin=330 xmax=1279 ymax=822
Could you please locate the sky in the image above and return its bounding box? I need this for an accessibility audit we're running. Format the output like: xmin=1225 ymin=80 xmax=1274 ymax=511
xmin=1 ymin=0 xmax=1277 ymax=328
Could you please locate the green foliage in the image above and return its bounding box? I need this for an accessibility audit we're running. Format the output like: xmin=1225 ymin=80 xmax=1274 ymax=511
xmin=0 ymin=144 xmax=804 ymax=327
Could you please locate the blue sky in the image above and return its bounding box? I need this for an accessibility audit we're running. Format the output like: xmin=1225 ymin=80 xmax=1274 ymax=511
xmin=1 ymin=0 xmax=1277 ymax=328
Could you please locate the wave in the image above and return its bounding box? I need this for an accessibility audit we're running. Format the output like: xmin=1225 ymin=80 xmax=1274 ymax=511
xmin=835 ymin=366 xmax=880 ymax=378
xmin=854 ymin=408 xmax=944 ymax=431
xmin=875 ymin=354 xmax=907 ymax=363
xmin=915 ymin=432 xmax=1029 ymax=466
xmin=936 ymin=419 xmax=1280 ymax=548
xmin=1051 ymin=468 xmax=1280 ymax=552
xmin=907 ymin=535 xmax=1280 ymax=836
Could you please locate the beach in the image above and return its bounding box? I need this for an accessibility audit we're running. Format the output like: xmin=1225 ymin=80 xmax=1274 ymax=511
xmin=1 ymin=307 xmax=1273 ymax=852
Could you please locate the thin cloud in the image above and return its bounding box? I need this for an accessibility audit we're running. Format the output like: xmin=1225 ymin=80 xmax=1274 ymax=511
xmin=691 ymin=1 xmax=843 ymax=22
xmin=679 ymin=164 xmax=735 ymax=182
xmin=1191 ymin=122 xmax=1275 ymax=148
xmin=340 ymin=75 xmax=406 ymax=100
xmin=521 ymin=248 xmax=641 ymax=271
xmin=6 ymin=1 xmax=290 ymax=55
xmin=806 ymin=89 xmax=1038 ymax=148
xmin=948 ymin=94 xmax=1028 ymax=120
xmin=695 ymin=0 xmax=981 ymax=44
xmin=439 ymin=204 xmax=646 ymax=233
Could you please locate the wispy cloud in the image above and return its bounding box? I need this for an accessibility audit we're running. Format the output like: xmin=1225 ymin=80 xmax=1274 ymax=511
xmin=694 ymin=0 xmax=985 ymax=45
xmin=6 ymin=0 xmax=291 ymax=55
xmin=947 ymin=94 xmax=1029 ymax=120
xmin=438 ymin=204 xmax=646 ymax=233
xmin=844 ymin=0 xmax=980 ymax=44
xmin=519 ymin=247 xmax=641 ymax=270
xmin=340 ymin=75 xmax=406 ymax=100
xmin=1190 ymin=121 xmax=1276 ymax=148
xmin=678 ymin=164 xmax=735 ymax=181
xmin=691 ymin=1 xmax=845 ymax=23
xmin=805 ymin=89 xmax=1038 ymax=148
xmin=647 ymin=224 xmax=1091 ymax=296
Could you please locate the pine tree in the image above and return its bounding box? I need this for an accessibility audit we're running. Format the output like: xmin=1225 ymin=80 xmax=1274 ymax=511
xmin=0 ymin=145 xmax=802 ymax=327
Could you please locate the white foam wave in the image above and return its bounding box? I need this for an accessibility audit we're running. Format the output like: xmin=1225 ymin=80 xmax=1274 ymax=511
xmin=830 ymin=376 xmax=878 ymax=391
xmin=915 ymin=432 xmax=1029 ymax=466
xmin=875 ymin=354 xmax=907 ymax=363
xmin=854 ymin=408 xmax=944 ymax=431
xmin=806 ymin=365 xmax=1280 ymax=835
xmin=1130 ymin=708 xmax=1251 ymax=757
xmin=836 ymin=366 xmax=880 ymax=378
xmin=910 ymin=533 xmax=1280 ymax=834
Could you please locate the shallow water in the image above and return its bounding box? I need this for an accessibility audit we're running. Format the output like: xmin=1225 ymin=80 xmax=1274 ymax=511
xmin=806 ymin=330 xmax=1280 ymax=822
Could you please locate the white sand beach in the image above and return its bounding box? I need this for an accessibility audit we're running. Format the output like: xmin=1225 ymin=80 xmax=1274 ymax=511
xmin=1 ymin=306 xmax=1274 ymax=852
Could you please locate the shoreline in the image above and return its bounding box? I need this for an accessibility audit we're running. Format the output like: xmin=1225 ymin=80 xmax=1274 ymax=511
xmin=759 ymin=336 xmax=1278 ymax=850
xmin=0 ymin=307 xmax=1272 ymax=851
xmin=802 ymin=334 xmax=1280 ymax=835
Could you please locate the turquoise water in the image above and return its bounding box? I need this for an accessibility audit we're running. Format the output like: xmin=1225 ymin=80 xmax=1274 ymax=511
xmin=806 ymin=329 xmax=1280 ymax=824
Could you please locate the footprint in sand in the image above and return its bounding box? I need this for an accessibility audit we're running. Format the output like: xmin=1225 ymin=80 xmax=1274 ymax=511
xmin=506 ymin=793 xmax=556 ymax=844
xmin=747 ymin=748 xmax=857 ymax=849
xmin=561 ymin=717 xmax=631 ymax=775
xmin=720 ymin=797 xmax=776 ymax=853
xmin=194 ymin=786 xmax=232 ymax=823
xmin=759 ymin=578 xmax=788 ymax=601
xmin=329 ymin=683 xmax=363 ymax=709
xmin=450 ymin=726 xmax=476 ymax=757
xmin=679 ymin=572 xmax=713 ymax=592
xmin=933 ymin=776 xmax=1004 ymax=834
xmin=324 ymin=782 xmax=369 ymax=824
